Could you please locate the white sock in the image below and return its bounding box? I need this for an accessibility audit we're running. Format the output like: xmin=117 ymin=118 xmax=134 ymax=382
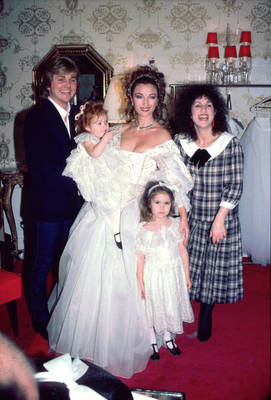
xmin=164 ymin=331 xmax=173 ymax=347
xmin=150 ymin=327 xmax=157 ymax=345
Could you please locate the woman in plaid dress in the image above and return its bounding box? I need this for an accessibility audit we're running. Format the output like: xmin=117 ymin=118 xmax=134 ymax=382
xmin=174 ymin=84 xmax=244 ymax=342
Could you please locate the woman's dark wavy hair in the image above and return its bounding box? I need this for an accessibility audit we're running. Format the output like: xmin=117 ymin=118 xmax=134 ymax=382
xmin=122 ymin=66 xmax=168 ymax=124
xmin=139 ymin=181 xmax=175 ymax=222
xmin=41 ymin=56 xmax=80 ymax=97
xmin=174 ymin=84 xmax=228 ymax=140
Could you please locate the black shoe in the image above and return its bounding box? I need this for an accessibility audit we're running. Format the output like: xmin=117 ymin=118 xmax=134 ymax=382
xmin=150 ymin=344 xmax=160 ymax=361
xmin=32 ymin=320 xmax=48 ymax=340
xmin=166 ymin=340 xmax=181 ymax=356
xmin=114 ymin=233 xmax=123 ymax=249
xmin=198 ymin=331 xmax=211 ymax=342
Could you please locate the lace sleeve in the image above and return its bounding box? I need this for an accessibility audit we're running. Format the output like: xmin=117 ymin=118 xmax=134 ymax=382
xmin=74 ymin=132 xmax=96 ymax=145
xmin=63 ymin=144 xmax=95 ymax=202
xmin=135 ymin=224 xmax=146 ymax=254
xmin=151 ymin=150 xmax=194 ymax=212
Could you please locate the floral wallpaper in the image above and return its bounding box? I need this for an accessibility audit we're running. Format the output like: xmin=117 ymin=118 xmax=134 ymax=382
xmin=0 ymin=0 xmax=270 ymax=168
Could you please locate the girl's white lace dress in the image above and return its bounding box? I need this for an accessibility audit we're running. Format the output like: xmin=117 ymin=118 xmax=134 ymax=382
xmin=47 ymin=127 xmax=193 ymax=378
xmin=136 ymin=218 xmax=194 ymax=347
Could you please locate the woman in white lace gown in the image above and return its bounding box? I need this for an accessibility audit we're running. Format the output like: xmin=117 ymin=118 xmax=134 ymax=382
xmin=47 ymin=66 xmax=193 ymax=378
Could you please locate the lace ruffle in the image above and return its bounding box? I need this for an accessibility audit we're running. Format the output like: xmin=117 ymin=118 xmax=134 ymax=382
xmin=63 ymin=134 xmax=130 ymax=214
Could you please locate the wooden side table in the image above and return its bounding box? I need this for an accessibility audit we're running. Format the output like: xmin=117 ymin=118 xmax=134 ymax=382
xmin=0 ymin=170 xmax=24 ymax=257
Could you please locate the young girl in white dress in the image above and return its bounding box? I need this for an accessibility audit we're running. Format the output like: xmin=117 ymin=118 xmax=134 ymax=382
xmin=136 ymin=181 xmax=194 ymax=361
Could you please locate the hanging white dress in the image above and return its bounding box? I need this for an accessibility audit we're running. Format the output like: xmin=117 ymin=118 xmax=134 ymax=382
xmin=239 ymin=116 xmax=271 ymax=266
xmin=47 ymin=126 xmax=193 ymax=378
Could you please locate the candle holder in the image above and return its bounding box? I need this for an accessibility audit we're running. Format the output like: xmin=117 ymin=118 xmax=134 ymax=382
xmin=238 ymin=45 xmax=252 ymax=83
xmin=223 ymin=46 xmax=238 ymax=84
xmin=205 ymin=30 xmax=252 ymax=85
xmin=206 ymin=46 xmax=220 ymax=84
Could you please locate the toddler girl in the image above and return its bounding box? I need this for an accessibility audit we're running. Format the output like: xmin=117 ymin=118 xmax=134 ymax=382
xmin=63 ymin=101 xmax=125 ymax=247
xmin=136 ymin=180 xmax=194 ymax=361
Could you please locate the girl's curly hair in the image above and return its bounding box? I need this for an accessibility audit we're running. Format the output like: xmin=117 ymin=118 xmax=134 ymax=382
xmin=75 ymin=101 xmax=107 ymax=134
xmin=173 ymin=84 xmax=228 ymax=140
xmin=122 ymin=66 xmax=168 ymax=124
xmin=139 ymin=180 xmax=176 ymax=222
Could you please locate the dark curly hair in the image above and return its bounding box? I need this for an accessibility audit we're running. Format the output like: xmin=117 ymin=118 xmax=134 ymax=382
xmin=139 ymin=181 xmax=176 ymax=222
xmin=122 ymin=66 xmax=168 ymax=124
xmin=41 ymin=56 xmax=80 ymax=98
xmin=174 ymin=84 xmax=228 ymax=140
xmin=75 ymin=101 xmax=107 ymax=134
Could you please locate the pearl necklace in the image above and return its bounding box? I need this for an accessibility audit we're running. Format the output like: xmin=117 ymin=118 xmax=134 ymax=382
xmin=134 ymin=120 xmax=155 ymax=130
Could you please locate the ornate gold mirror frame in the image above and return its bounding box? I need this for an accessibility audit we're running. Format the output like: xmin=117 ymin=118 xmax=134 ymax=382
xmin=32 ymin=44 xmax=114 ymax=105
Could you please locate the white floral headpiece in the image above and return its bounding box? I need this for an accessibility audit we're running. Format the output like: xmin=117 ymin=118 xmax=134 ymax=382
xmin=147 ymin=181 xmax=177 ymax=196
xmin=75 ymin=102 xmax=88 ymax=120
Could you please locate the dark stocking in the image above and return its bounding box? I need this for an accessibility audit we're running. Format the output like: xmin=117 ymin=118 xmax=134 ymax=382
xmin=197 ymin=302 xmax=215 ymax=342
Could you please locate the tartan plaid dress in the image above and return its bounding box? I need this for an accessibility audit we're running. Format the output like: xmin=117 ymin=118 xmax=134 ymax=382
xmin=174 ymin=133 xmax=244 ymax=304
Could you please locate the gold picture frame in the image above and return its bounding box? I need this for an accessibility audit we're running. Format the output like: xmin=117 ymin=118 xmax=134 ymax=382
xmin=32 ymin=44 xmax=113 ymax=105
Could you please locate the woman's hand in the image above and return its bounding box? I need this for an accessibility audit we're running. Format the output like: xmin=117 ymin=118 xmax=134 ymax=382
xmin=179 ymin=207 xmax=189 ymax=246
xmin=187 ymin=278 xmax=192 ymax=290
xmin=210 ymin=207 xmax=229 ymax=244
xmin=210 ymin=217 xmax=226 ymax=244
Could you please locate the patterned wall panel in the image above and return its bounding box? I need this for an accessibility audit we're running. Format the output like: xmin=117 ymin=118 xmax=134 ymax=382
xmin=0 ymin=0 xmax=270 ymax=168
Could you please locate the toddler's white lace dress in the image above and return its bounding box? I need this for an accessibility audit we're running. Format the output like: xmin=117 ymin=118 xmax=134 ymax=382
xmin=136 ymin=218 xmax=194 ymax=348
xmin=47 ymin=127 xmax=193 ymax=378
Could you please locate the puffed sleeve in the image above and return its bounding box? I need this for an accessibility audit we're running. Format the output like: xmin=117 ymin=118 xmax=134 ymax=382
xmin=135 ymin=224 xmax=147 ymax=255
xmin=63 ymin=130 xmax=130 ymax=212
xmin=170 ymin=217 xmax=185 ymax=244
xmin=220 ymin=137 xmax=244 ymax=209
xmin=74 ymin=132 xmax=94 ymax=144
xmin=150 ymin=142 xmax=194 ymax=212
xmin=62 ymin=143 xmax=95 ymax=202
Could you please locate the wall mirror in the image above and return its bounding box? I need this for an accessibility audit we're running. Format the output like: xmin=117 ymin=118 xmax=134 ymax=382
xmin=32 ymin=44 xmax=114 ymax=105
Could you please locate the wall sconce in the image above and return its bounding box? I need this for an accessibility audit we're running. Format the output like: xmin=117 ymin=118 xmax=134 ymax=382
xmin=206 ymin=46 xmax=220 ymax=84
xmin=238 ymin=45 xmax=252 ymax=83
xmin=205 ymin=29 xmax=252 ymax=84
xmin=223 ymin=46 xmax=238 ymax=84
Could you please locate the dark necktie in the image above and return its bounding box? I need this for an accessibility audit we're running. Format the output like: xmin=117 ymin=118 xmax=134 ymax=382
xmin=190 ymin=149 xmax=211 ymax=168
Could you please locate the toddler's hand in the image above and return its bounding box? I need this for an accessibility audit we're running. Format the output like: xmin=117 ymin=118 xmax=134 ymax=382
xmin=187 ymin=278 xmax=192 ymax=290
xmin=104 ymin=129 xmax=114 ymax=140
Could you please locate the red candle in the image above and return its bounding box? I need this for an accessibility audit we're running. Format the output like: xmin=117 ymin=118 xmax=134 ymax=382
xmin=239 ymin=45 xmax=251 ymax=57
xmin=206 ymin=32 xmax=218 ymax=45
xmin=208 ymin=46 xmax=219 ymax=58
xmin=240 ymin=31 xmax=252 ymax=44
xmin=224 ymin=45 xmax=237 ymax=58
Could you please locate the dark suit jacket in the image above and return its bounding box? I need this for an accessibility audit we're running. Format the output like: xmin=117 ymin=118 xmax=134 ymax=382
xmin=24 ymin=99 xmax=82 ymax=222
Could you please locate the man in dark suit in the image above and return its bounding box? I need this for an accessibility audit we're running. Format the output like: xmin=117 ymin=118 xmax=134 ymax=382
xmin=24 ymin=56 xmax=83 ymax=339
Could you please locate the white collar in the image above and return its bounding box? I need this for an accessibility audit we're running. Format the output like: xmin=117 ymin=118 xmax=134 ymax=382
xmin=48 ymin=97 xmax=71 ymax=119
xmin=179 ymin=132 xmax=233 ymax=161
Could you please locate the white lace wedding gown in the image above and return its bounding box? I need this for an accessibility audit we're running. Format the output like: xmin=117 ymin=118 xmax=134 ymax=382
xmin=47 ymin=127 xmax=193 ymax=378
